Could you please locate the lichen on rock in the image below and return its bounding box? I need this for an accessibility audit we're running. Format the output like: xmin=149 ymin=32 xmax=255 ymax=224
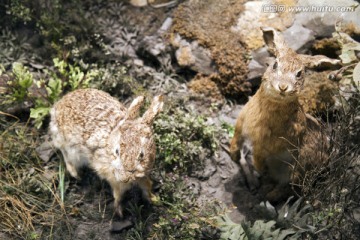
xmin=299 ymin=71 xmax=338 ymax=114
xmin=170 ymin=0 xmax=251 ymax=100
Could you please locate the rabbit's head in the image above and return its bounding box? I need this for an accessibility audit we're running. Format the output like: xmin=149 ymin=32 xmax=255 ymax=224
xmin=106 ymin=95 xmax=164 ymax=183
xmin=261 ymin=27 xmax=340 ymax=102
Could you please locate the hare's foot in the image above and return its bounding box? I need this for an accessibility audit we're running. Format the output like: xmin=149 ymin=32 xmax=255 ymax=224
xmin=65 ymin=163 xmax=79 ymax=179
xmin=265 ymin=183 xmax=292 ymax=204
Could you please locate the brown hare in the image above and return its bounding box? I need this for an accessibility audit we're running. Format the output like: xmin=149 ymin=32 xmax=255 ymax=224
xmin=230 ymin=27 xmax=340 ymax=201
xmin=49 ymin=88 xmax=163 ymax=217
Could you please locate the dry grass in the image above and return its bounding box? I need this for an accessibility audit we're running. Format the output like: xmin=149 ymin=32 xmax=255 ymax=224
xmin=291 ymin=89 xmax=360 ymax=238
xmin=0 ymin=113 xmax=72 ymax=239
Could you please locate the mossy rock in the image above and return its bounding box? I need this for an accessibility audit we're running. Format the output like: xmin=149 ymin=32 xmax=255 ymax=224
xmin=170 ymin=0 xmax=251 ymax=100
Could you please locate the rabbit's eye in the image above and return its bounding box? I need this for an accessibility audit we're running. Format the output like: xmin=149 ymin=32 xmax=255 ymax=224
xmin=115 ymin=149 xmax=120 ymax=156
xmin=139 ymin=151 xmax=144 ymax=159
xmin=273 ymin=61 xmax=278 ymax=70
xmin=296 ymin=70 xmax=303 ymax=78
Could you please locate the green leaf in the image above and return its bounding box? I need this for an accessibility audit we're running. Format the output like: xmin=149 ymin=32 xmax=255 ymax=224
xmin=30 ymin=107 xmax=50 ymax=129
xmin=217 ymin=214 xmax=246 ymax=240
xmin=334 ymin=32 xmax=360 ymax=64
xmin=46 ymin=77 xmax=63 ymax=103
xmin=53 ymin=58 xmax=67 ymax=76
xmin=12 ymin=62 xmax=33 ymax=89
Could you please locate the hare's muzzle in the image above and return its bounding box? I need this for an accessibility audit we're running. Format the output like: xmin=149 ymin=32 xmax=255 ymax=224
xmin=278 ymin=83 xmax=288 ymax=92
xmin=271 ymin=79 xmax=297 ymax=96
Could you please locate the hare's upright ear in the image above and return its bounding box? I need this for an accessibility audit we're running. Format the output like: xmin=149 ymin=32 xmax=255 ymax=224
xmin=261 ymin=27 xmax=288 ymax=57
xmin=299 ymin=54 xmax=341 ymax=69
xmin=142 ymin=95 xmax=164 ymax=125
xmin=127 ymin=96 xmax=145 ymax=120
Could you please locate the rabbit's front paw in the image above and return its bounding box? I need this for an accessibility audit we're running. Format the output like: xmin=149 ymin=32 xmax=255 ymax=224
xmin=64 ymin=162 xmax=80 ymax=179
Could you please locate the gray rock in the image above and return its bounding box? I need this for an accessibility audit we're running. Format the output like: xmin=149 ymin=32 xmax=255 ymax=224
xmin=283 ymin=23 xmax=314 ymax=51
xmin=110 ymin=219 xmax=133 ymax=232
xmin=244 ymin=0 xmax=360 ymax=83
xmin=195 ymin=158 xmax=217 ymax=180
xmin=353 ymin=207 xmax=360 ymax=222
xmin=248 ymin=59 xmax=265 ymax=81
xmin=173 ymin=34 xmax=216 ymax=75
xmin=207 ymin=174 xmax=222 ymax=188
xmin=187 ymin=179 xmax=201 ymax=195
xmin=295 ymin=0 xmax=360 ymax=38
xmin=247 ymin=47 xmax=272 ymax=86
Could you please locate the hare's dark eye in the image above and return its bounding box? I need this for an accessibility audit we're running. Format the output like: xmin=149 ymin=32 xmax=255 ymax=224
xmin=139 ymin=151 xmax=144 ymax=159
xmin=296 ymin=70 xmax=303 ymax=78
xmin=115 ymin=149 xmax=120 ymax=156
xmin=273 ymin=61 xmax=278 ymax=70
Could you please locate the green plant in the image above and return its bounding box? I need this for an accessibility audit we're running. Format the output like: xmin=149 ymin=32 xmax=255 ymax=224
xmin=221 ymin=121 xmax=235 ymax=138
xmin=218 ymin=214 xmax=296 ymax=240
xmin=3 ymin=0 xmax=32 ymax=24
xmin=3 ymin=62 xmax=33 ymax=104
xmin=125 ymin=203 xmax=154 ymax=240
xmin=217 ymin=197 xmax=327 ymax=240
xmin=0 ymin=27 xmax=39 ymax=68
xmin=154 ymin=104 xmax=219 ymax=174
xmin=0 ymin=58 xmax=99 ymax=128
xmin=331 ymin=28 xmax=360 ymax=106
xmin=90 ymin=62 xmax=143 ymax=99
xmin=149 ymin=173 xmax=221 ymax=239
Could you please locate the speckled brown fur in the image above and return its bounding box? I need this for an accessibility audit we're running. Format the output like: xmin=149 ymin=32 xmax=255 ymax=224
xmin=50 ymin=88 xmax=163 ymax=217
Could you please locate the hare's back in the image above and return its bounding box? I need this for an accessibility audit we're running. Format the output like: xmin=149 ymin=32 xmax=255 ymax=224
xmin=51 ymin=89 xmax=127 ymax=145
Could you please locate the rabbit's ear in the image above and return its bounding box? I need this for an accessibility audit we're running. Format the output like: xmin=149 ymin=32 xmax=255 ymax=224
xmin=114 ymin=96 xmax=145 ymax=130
xmin=299 ymin=54 xmax=341 ymax=69
xmin=142 ymin=95 xmax=164 ymax=125
xmin=261 ymin=27 xmax=288 ymax=57
xmin=127 ymin=96 xmax=145 ymax=120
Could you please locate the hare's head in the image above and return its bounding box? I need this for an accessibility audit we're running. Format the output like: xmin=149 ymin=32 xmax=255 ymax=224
xmin=108 ymin=95 xmax=164 ymax=182
xmin=261 ymin=27 xmax=340 ymax=101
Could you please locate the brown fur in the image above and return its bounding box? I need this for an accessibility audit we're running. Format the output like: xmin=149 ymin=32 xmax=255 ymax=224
xmin=230 ymin=27 xmax=340 ymax=201
xmin=50 ymin=88 xmax=163 ymax=217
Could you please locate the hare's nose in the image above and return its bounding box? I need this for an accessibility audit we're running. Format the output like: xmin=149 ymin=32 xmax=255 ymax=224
xmin=278 ymin=83 xmax=288 ymax=92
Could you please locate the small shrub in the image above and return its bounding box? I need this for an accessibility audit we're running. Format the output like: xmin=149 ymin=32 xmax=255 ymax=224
xmin=149 ymin=173 xmax=221 ymax=239
xmin=154 ymin=102 xmax=219 ymax=174
xmin=1 ymin=59 xmax=99 ymax=128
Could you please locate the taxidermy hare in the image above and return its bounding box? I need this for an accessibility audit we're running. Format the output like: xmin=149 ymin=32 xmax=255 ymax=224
xmin=230 ymin=27 xmax=340 ymax=200
xmin=49 ymin=88 xmax=163 ymax=217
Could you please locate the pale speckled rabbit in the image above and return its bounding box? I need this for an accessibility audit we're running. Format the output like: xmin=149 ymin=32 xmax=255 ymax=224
xmin=49 ymin=88 xmax=163 ymax=217
xmin=230 ymin=27 xmax=340 ymax=201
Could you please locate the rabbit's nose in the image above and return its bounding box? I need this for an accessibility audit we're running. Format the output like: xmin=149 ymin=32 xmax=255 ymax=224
xmin=278 ymin=83 xmax=288 ymax=92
